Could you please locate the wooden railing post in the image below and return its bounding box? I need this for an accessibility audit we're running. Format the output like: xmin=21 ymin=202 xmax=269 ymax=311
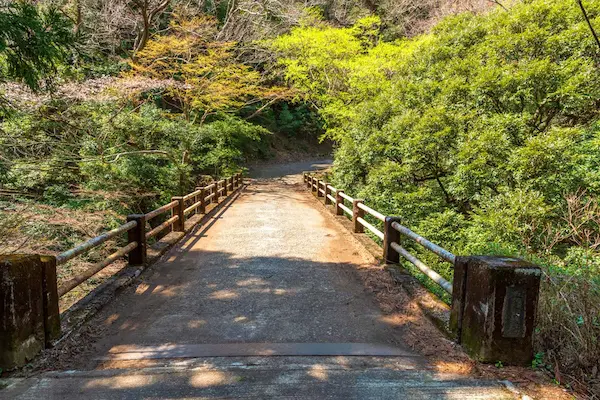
xmin=353 ymin=199 xmax=365 ymax=233
xmin=1 ymin=254 xmax=56 ymax=368
xmin=324 ymin=183 xmax=332 ymax=205
xmin=213 ymin=181 xmax=219 ymax=204
xmin=223 ymin=179 xmax=228 ymax=197
xmin=336 ymin=190 xmax=345 ymax=216
xmin=127 ymin=214 xmax=146 ymax=266
xmin=383 ymin=216 xmax=401 ymax=263
xmin=198 ymin=187 xmax=206 ymax=213
xmin=306 ymin=174 xmax=311 ymax=189
xmin=311 ymin=177 xmax=317 ymax=195
xmin=317 ymin=180 xmax=324 ymax=198
xmin=172 ymin=197 xmax=185 ymax=232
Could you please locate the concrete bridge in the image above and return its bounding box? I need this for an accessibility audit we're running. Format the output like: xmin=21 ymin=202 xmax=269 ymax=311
xmin=0 ymin=161 xmax=540 ymax=399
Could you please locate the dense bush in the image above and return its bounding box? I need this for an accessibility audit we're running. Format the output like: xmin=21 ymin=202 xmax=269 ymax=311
xmin=0 ymin=99 xmax=269 ymax=213
xmin=273 ymin=0 xmax=600 ymax=392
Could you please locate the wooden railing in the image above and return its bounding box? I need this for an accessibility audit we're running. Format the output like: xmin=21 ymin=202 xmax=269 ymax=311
xmin=56 ymin=173 xmax=243 ymax=297
xmin=304 ymin=173 xmax=453 ymax=294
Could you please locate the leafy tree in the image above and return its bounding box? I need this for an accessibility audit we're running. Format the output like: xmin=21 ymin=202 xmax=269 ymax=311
xmin=0 ymin=2 xmax=74 ymax=92
xmin=128 ymin=15 xmax=286 ymax=122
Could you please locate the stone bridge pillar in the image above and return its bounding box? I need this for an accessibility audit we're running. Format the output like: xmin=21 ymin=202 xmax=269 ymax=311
xmin=450 ymin=256 xmax=541 ymax=365
xmin=1 ymin=254 xmax=60 ymax=369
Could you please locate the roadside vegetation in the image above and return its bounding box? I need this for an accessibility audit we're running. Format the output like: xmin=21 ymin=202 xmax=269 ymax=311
xmin=1 ymin=0 xmax=599 ymax=396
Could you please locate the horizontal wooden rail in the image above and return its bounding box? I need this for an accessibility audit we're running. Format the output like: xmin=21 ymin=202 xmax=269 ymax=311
xmin=146 ymin=201 xmax=178 ymax=221
xmin=357 ymin=217 xmax=384 ymax=240
xmin=391 ymin=222 xmax=455 ymax=264
xmin=338 ymin=203 xmax=352 ymax=216
xmin=183 ymin=189 xmax=202 ymax=202
xmin=147 ymin=215 xmax=179 ymax=239
xmin=358 ymin=203 xmax=385 ymax=222
xmin=184 ymin=201 xmax=202 ymax=215
xmin=56 ymin=221 xmax=137 ymax=265
xmin=327 ymin=185 xmax=337 ymax=193
xmin=205 ymin=193 xmax=215 ymax=202
xmin=390 ymin=242 xmax=453 ymax=294
xmin=58 ymin=241 xmax=138 ymax=297
xmin=326 ymin=194 xmax=336 ymax=203
xmin=338 ymin=192 xmax=354 ymax=202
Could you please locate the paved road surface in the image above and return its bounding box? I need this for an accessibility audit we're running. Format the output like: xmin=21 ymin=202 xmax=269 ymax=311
xmin=1 ymin=160 xmax=514 ymax=399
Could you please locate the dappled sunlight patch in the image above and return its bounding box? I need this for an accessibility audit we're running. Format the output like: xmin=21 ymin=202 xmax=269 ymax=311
xmin=104 ymin=313 xmax=120 ymax=326
xmin=332 ymin=356 xmax=351 ymax=369
xmin=307 ymin=364 xmax=329 ymax=381
xmin=244 ymin=288 xmax=290 ymax=295
xmin=189 ymin=370 xmax=229 ymax=388
xmin=234 ymin=316 xmax=248 ymax=322
xmin=432 ymin=360 xmax=474 ymax=375
xmin=379 ymin=313 xmax=418 ymax=327
xmin=135 ymin=283 xmax=150 ymax=295
xmin=84 ymin=375 xmax=150 ymax=389
xmin=187 ymin=319 xmax=206 ymax=328
xmin=151 ymin=285 xmax=165 ymax=294
xmin=149 ymin=284 xmax=178 ymax=297
xmin=236 ymin=278 xmax=268 ymax=287
xmin=210 ymin=289 xmax=239 ymax=299
xmin=118 ymin=320 xmax=141 ymax=332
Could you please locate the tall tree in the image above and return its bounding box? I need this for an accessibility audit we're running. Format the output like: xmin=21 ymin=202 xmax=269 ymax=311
xmin=0 ymin=1 xmax=75 ymax=92
xmin=131 ymin=0 xmax=172 ymax=54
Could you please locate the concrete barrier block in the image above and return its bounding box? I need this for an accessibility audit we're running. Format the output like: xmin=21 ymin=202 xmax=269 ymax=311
xmin=0 ymin=255 xmax=45 ymax=369
xmin=451 ymin=256 xmax=541 ymax=365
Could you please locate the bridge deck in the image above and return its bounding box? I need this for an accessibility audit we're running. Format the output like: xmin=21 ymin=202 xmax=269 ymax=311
xmin=3 ymin=162 xmax=515 ymax=399
xmin=72 ymin=178 xmax=420 ymax=368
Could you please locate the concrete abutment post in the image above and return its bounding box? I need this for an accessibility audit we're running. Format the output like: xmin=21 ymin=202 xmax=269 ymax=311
xmin=1 ymin=254 xmax=61 ymax=369
xmin=450 ymin=256 xmax=541 ymax=365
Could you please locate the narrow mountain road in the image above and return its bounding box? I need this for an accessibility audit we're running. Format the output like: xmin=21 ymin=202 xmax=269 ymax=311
xmin=3 ymin=160 xmax=515 ymax=399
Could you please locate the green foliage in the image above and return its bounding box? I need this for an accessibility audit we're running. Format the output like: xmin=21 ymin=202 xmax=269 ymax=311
xmin=129 ymin=15 xmax=286 ymax=121
xmin=1 ymin=99 xmax=270 ymax=212
xmin=0 ymin=2 xmax=75 ymax=91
